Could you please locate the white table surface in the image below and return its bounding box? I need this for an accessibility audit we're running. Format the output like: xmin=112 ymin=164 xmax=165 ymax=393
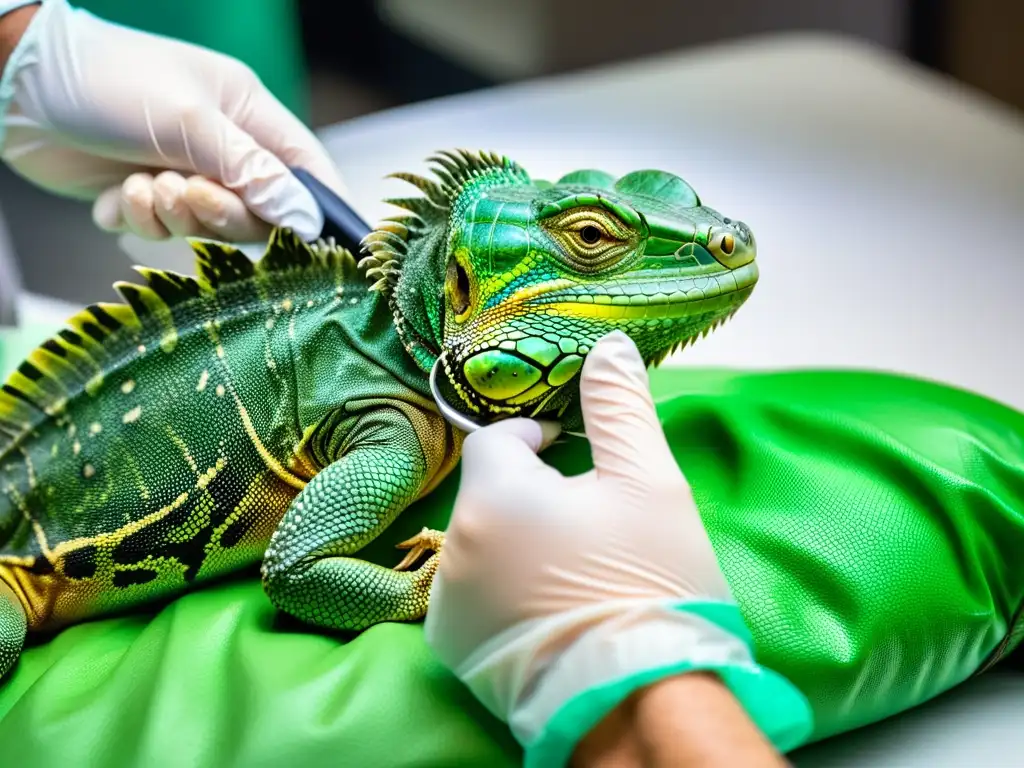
xmin=316 ymin=32 xmax=1024 ymax=765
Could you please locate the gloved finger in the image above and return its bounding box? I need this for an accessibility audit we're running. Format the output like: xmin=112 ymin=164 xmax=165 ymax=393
xmin=183 ymin=176 xmax=273 ymax=243
xmin=579 ymin=331 xmax=685 ymax=490
xmin=177 ymin=109 xmax=324 ymax=241
xmin=119 ymin=173 xmax=171 ymax=241
xmin=152 ymin=171 xmax=219 ymax=239
xmin=92 ymin=186 xmax=126 ymax=232
xmin=9 ymin=143 xmax=154 ymax=203
xmin=229 ymin=84 xmax=348 ymax=196
xmin=458 ymin=418 xmax=562 ymax=498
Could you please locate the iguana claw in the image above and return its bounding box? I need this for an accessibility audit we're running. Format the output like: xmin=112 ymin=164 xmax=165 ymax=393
xmin=393 ymin=527 xmax=445 ymax=571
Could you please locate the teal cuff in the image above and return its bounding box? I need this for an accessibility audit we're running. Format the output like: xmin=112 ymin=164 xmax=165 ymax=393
xmin=523 ymin=600 xmax=814 ymax=768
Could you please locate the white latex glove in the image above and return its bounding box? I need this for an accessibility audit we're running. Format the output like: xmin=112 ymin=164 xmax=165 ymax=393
xmin=0 ymin=0 xmax=344 ymax=242
xmin=425 ymin=331 xmax=812 ymax=767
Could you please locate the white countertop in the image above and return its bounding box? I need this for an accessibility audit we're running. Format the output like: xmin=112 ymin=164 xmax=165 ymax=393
xmin=316 ymin=32 xmax=1024 ymax=765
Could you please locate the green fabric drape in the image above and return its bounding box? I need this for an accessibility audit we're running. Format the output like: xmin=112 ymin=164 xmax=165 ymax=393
xmin=1 ymin=323 xmax=1023 ymax=765
xmin=74 ymin=0 xmax=309 ymax=122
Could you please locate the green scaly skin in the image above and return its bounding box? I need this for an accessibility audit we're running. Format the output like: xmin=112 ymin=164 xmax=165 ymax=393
xmin=0 ymin=150 xmax=757 ymax=680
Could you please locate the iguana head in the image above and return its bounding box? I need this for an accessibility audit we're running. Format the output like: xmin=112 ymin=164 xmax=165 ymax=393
xmin=359 ymin=149 xmax=757 ymax=427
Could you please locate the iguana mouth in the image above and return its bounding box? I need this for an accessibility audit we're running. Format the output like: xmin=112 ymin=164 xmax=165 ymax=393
xmin=437 ymin=262 xmax=758 ymax=421
xmin=519 ymin=263 xmax=758 ymax=320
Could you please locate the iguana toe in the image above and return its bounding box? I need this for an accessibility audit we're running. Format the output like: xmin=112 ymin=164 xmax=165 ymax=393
xmin=393 ymin=528 xmax=445 ymax=572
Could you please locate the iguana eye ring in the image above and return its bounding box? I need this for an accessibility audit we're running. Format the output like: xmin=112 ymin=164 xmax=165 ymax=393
xmin=541 ymin=206 xmax=638 ymax=274
xmin=720 ymin=234 xmax=734 ymax=255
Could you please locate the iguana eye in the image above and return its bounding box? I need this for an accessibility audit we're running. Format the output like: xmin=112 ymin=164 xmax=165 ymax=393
xmin=565 ymin=219 xmax=615 ymax=249
xmin=541 ymin=206 xmax=638 ymax=273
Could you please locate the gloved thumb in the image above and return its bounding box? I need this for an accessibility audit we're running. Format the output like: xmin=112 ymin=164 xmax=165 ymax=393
xmin=177 ymin=109 xmax=324 ymax=241
xmin=459 ymin=418 xmax=562 ymax=495
xmin=579 ymin=331 xmax=681 ymax=487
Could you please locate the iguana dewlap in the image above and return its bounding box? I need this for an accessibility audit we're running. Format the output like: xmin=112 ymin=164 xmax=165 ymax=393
xmin=0 ymin=150 xmax=757 ymax=680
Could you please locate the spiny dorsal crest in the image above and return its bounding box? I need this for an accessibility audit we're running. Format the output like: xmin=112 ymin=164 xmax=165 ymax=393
xmin=0 ymin=229 xmax=355 ymax=456
xmin=359 ymin=149 xmax=530 ymax=296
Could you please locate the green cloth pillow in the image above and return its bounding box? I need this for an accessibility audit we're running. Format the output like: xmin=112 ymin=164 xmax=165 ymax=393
xmin=2 ymin=324 xmax=1023 ymax=766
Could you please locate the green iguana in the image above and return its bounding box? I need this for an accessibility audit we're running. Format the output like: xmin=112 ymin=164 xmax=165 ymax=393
xmin=0 ymin=149 xmax=757 ymax=680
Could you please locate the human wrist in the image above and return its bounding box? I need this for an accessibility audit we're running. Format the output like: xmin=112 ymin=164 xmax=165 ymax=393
xmin=573 ymin=672 xmax=788 ymax=768
xmin=0 ymin=2 xmax=37 ymax=74
xmin=635 ymin=672 xmax=788 ymax=766
xmin=504 ymin=600 xmax=812 ymax=767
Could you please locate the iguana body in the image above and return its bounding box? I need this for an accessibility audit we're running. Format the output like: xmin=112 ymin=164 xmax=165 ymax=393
xmin=0 ymin=150 xmax=757 ymax=680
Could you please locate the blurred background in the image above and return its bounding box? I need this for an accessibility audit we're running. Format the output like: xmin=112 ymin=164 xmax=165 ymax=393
xmin=0 ymin=0 xmax=1021 ymax=306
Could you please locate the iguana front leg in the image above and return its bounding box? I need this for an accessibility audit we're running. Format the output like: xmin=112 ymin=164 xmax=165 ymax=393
xmin=261 ymin=408 xmax=444 ymax=631
xmin=0 ymin=580 xmax=26 ymax=680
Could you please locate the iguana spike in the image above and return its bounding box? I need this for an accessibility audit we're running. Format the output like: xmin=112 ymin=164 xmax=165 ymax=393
xmin=362 ymin=231 xmax=408 ymax=252
xmin=455 ymin=148 xmax=485 ymax=171
xmin=431 ymin=151 xmax=483 ymax=189
xmin=0 ymin=221 xmax=365 ymax=457
xmin=435 ymin=149 xmax=471 ymax=170
xmin=428 ymin=164 xmax=461 ymax=197
xmin=384 ymin=197 xmax=445 ymax=220
xmin=192 ymin=240 xmax=255 ymax=289
xmin=134 ymin=266 xmax=203 ymax=306
xmin=366 ymin=149 xmax=532 ymax=301
xmin=361 ymin=243 xmax=400 ymax=259
xmin=365 ymin=256 xmax=400 ymax=277
xmin=94 ymin=302 xmax=137 ymax=331
xmin=440 ymin=149 xmax=472 ymax=173
xmin=383 ymin=201 xmax=432 ymax=220
xmin=113 ymin=281 xmax=165 ymax=320
xmin=387 ymin=173 xmax=449 ymax=208
xmin=305 ymin=238 xmax=357 ymax=272
xmin=258 ymin=228 xmax=316 ymax=273
xmin=82 ymin=304 xmax=122 ymax=334
xmin=382 ymin=213 xmax=425 ymax=229
xmin=373 ymin=221 xmax=410 ymax=240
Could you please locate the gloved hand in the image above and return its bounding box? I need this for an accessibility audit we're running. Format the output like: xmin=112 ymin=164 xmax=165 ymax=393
xmin=0 ymin=0 xmax=343 ymax=242
xmin=424 ymin=331 xmax=812 ymax=767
